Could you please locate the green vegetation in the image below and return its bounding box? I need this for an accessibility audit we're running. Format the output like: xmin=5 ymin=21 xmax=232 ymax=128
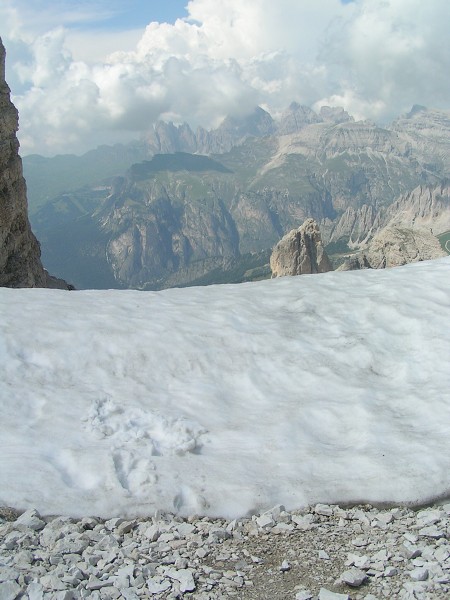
xmin=438 ymin=230 xmax=450 ymax=254
xmin=23 ymin=142 xmax=148 ymax=214
xmin=325 ymin=238 xmax=350 ymax=255
xmin=171 ymin=250 xmax=272 ymax=289
xmin=38 ymin=214 xmax=120 ymax=290
xmin=129 ymin=153 xmax=231 ymax=181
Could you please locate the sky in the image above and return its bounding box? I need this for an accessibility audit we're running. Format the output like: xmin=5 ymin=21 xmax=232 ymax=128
xmin=1 ymin=0 xmax=449 ymax=156
xmin=1 ymin=257 xmax=449 ymax=518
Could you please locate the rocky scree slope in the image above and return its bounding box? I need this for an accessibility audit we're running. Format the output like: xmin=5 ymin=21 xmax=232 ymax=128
xmin=1 ymin=502 xmax=449 ymax=599
xmin=0 ymin=37 xmax=70 ymax=289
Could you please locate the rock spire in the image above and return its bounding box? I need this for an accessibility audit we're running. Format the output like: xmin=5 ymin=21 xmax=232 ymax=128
xmin=270 ymin=218 xmax=333 ymax=277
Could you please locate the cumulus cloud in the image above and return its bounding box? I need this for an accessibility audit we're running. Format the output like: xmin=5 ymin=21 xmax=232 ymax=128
xmin=318 ymin=0 xmax=450 ymax=121
xmin=0 ymin=0 xmax=449 ymax=155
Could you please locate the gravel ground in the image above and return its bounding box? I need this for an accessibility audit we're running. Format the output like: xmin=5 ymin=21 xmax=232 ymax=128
xmin=1 ymin=502 xmax=449 ymax=599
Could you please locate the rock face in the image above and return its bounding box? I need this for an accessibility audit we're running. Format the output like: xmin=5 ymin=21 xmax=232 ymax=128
xmin=339 ymin=226 xmax=446 ymax=271
xmin=385 ymin=180 xmax=450 ymax=235
xmin=0 ymin=38 xmax=69 ymax=288
xmin=270 ymin=219 xmax=333 ymax=277
xmin=326 ymin=181 xmax=450 ymax=248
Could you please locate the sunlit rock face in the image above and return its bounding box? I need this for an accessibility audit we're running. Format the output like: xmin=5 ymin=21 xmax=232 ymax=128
xmin=270 ymin=218 xmax=333 ymax=277
xmin=338 ymin=225 xmax=446 ymax=271
xmin=0 ymin=38 xmax=69 ymax=288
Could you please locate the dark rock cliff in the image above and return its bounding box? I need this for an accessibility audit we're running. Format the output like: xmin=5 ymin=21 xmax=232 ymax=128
xmin=0 ymin=37 xmax=70 ymax=288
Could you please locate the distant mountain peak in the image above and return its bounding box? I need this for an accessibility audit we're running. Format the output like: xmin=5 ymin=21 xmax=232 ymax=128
xmin=218 ymin=106 xmax=275 ymax=137
xmin=406 ymin=104 xmax=428 ymax=118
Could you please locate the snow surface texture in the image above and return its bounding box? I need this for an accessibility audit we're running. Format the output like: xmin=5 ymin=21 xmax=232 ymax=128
xmin=1 ymin=258 xmax=450 ymax=518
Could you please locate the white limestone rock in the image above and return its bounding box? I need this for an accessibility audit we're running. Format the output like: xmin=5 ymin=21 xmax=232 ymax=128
xmin=14 ymin=509 xmax=45 ymax=531
xmin=340 ymin=567 xmax=368 ymax=587
xmin=270 ymin=218 xmax=333 ymax=277
xmin=0 ymin=580 xmax=21 ymax=600
xmin=319 ymin=588 xmax=350 ymax=600
xmin=339 ymin=225 xmax=446 ymax=271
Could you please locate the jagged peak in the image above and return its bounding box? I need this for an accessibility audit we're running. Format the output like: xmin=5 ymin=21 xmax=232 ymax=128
xmin=0 ymin=37 xmax=5 ymax=83
xmin=406 ymin=104 xmax=428 ymax=118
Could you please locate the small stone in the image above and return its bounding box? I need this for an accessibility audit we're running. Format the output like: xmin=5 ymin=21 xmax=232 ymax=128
xmin=401 ymin=542 xmax=422 ymax=559
xmin=315 ymin=504 xmax=333 ymax=517
xmin=208 ymin=527 xmax=231 ymax=542
xmin=120 ymin=591 xmax=140 ymax=600
xmin=265 ymin=504 xmax=285 ymax=521
xmin=81 ymin=517 xmax=98 ymax=529
xmin=144 ymin=525 xmax=160 ymax=541
xmin=279 ymin=560 xmax=290 ymax=571
xmin=347 ymin=554 xmax=370 ymax=569
xmin=291 ymin=514 xmax=315 ymax=529
xmin=319 ymin=550 xmax=330 ymax=560
xmin=53 ymin=593 xmax=74 ymax=600
xmin=376 ymin=513 xmax=393 ymax=525
xmin=195 ymin=547 xmax=208 ymax=558
xmin=272 ymin=522 xmax=295 ymax=533
xmin=165 ymin=568 xmax=196 ymax=593
xmin=40 ymin=574 xmax=67 ymax=591
xmin=384 ymin=567 xmax=398 ymax=577
xmin=352 ymin=537 xmax=369 ymax=547
xmin=147 ymin=577 xmax=171 ymax=594
xmin=256 ymin=514 xmax=274 ymax=529
xmin=86 ymin=578 xmax=114 ymax=590
xmin=319 ymin=588 xmax=349 ymax=600
xmin=104 ymin=518 xmax=125 ymax=530
xmin=14 ymin=509 xmax=45 ymax=531
xmin=434 ymin=545 xmax=450 ymax=562
xmin=26 ymin=582 xmax=44 ymax=600
xmin=341 ymin=567 xmax=367 ymax=587
xmin=0 ymin=581 xmax=21 ymax=600
xmin=295 ymin=590 xmax=313 ymax=600
xmin=418 ymin=525 xmax=444 ymax=539
xmin=371 ymin=549 xmax=389 ymax=562
xmin=0 ymin=567 xmax=20 ymax=583
xmin=117 ymin=520 xmax=136 ymax=536
xmin=416 ymin=509 xmax=441 ymax=526
xmin=409 ymin=567 xmax=429 ymax=581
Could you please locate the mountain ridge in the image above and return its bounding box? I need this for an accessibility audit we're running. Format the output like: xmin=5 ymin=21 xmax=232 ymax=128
xmin=27 ymin=103 xmax=450 ymax=289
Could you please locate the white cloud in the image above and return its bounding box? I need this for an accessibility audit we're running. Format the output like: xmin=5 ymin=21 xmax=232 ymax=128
xmin=0 ymin=0 xmax=449 ymax=155
xmin=318 ymin=0 xmax=450 ymax=122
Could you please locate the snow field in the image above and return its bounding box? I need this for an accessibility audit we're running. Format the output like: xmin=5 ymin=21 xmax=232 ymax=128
xmin=0 ymin=257 xmax=449 ymax=518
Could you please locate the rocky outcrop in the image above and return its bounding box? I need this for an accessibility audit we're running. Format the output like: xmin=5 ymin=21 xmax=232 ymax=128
xmin=145 ymin=107 xmax=276 ymax=156
xmin=276 ymin=102 xmax=322 ymax=135
xmin=384 ymin=180 xmax=450 ymax=235
xmin=391 ymin=105 xmax=450 ymax=173
xmin=324 ymin=181 xmax=450 ymax=250
xmin=270 ymin=218 xmax=333 ymax=277
xmin=339 ymin=225 xmax=446 ymax=271
xmin=327 ymin=204 xmax=383 ymax=247
xmin=0 ymin=37 xmax=70 ymax=288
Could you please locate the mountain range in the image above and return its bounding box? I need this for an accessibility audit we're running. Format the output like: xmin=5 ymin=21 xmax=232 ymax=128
xmin=24 ymin=103 xmax=450 ymax=290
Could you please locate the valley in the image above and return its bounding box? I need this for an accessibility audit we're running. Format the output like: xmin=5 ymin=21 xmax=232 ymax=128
xmin=24 ymin=104 xmax=450 ymax=290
